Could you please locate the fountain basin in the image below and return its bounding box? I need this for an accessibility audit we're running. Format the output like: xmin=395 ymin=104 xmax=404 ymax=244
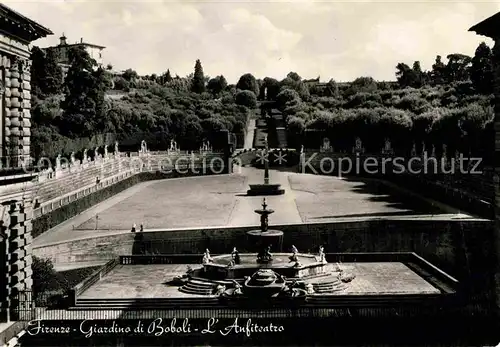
xmin=247 ymin=184 xmax=285 ymax=196
xmin=200 ymin=253 xmax=329 ymax=280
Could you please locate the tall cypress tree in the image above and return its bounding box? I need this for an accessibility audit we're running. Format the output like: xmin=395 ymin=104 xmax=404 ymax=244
xmin=191 ymin=59 xmax=205 ymax=94
xmin=61 ymin=46 xmax=106 ymax=136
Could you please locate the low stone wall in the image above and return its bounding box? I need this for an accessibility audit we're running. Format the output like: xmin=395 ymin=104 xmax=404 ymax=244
xmin=33 ymin=218 xmax=495 ymax=311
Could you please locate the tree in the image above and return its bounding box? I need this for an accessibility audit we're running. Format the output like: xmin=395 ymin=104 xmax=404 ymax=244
xmin=161 ymin=69 xmax=173 ymax=84
xmin=30 ymin=46 xmax=63 ymax=96
xmin=60 ymin=46 xmax=107 ymax=137
xmin=430 ymin=55 xmax=446 ymax=85
xmin=235 ymin=90 xmax=257 ymax=108
xmin=122 ymin=68 xmax=138 ymax=81
xmin=323 ymin=79 xmax=340 ymax=97
xmin=207 ymin=75 xmax=228 ymax=96
xmin=445 ymin=53 xmax=472 ymax=83
xmin=106 ymin=63 xmax=113 ymax=70
xmin=396 ymin=63 xmax=416 ymax=88
xmin=286 ymin=72 xmax=301 ymax=82
xmin=191 ymin=59 xmax=205 ymax=93
xmin=236 ymin=73 xmax=259 ymax=95
xmin=263 ymin=77 xmax=281 ymax=100
xmin=470 ymin=42 xmax=493 ymax=94
xmin=276 ymin=88 xmax=301 ymax=112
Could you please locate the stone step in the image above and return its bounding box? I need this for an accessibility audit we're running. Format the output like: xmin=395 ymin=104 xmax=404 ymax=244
xmin=178 ymin=287 xmax=213 ymax=295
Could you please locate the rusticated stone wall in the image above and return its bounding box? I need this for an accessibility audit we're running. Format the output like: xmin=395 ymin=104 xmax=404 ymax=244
xmin=0 ymin=179 xmax=35 ymax=321
xmin=0 ymin=39 xmax=32 ymax=169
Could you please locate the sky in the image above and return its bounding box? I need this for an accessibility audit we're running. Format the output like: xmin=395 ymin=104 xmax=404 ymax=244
xmin=6 ymin=0 xmax=500 ymax=83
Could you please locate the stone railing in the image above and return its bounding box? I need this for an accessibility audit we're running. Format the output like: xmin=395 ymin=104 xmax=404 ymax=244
xmin=70 ymin=258 xmax=119 ymax=305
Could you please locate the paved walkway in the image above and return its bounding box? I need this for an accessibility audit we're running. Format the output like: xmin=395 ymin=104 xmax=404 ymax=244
xmin=227 ymin=167 xmax=302 ymax=226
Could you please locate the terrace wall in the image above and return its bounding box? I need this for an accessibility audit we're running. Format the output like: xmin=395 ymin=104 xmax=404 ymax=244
xmin=33 ymin=218 xmax=495 ymax=312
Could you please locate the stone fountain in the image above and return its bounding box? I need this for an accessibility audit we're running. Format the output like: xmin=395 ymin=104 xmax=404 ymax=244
xmin=247 ymin=136 xmax=285 ymax=196
xmin=175 ymin=199 xmax=354 ymax=300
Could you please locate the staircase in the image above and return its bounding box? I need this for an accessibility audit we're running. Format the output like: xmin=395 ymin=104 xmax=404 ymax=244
xmin=311 ymin=279 xmax=347 ymax=294
xmin=71 ymin=296 xmax=220 ymax=310
xmin=179 ymin=279 xmax=218 ymax=295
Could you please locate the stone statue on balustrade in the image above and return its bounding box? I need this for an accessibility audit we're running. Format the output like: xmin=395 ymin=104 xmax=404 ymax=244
xmin=411 ymin=143 xmax=417 ymax=157
xmin=431 ymin=145 xmax=436 ymax=158
xmin=454 ymin=151 xmax=461 ymax=166
xmin=320 ymin=138 xmax=332 ymax=153
xmin=352 ymin=137 xmax=364 ymax=154
xmin=382 ymin=138 xmax=393 ymax=155
xmin=55 ymin=154 xmax=61 ymax=170
xmin=140 ymin=140 xmax=147 ymax=154
xmin=115 ymin=141 xmax=119 ymax=154
xmin=421 ymin=142 xmax=426 ymax=156
xmin=169 ymin=139 xmax=178 ymax=152
xmin=83 ymin=149 xmax=88 ymax=162
xmin=94 ymin=147 xmax=99 ymax=160
xmin=70 ymin=152 xmax=76 ymax=165
xmin=300 ymin=145 xmax=304 ymax=154
xmin=104 ymin=145 xmax=109 ymax=158
xmin=442 ymin=144 xmax=448 ymax=164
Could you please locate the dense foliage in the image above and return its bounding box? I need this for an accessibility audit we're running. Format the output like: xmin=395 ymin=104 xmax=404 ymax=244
xmin=30 ymin=41 xmax=495 ymax=160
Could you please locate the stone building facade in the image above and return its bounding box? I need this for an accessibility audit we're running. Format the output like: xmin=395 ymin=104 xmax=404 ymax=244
xmin=0 ymin=1 xmax=51 ymax=335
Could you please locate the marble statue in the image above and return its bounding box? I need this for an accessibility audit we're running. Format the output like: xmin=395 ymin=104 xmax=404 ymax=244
xmin=231 ymin=247 xmax=240 ymax=265
xmin=353 ymin=137 xmax=364 ymax=154
xmin=83 ymin=149 xmax=88 ymax=162
xmin=55 ymin=154 xmax=61 ymax=170
xmin=257 ymin=245 xmax=273 ymax=263
xmin=300 ymin=145 xmax=304 ymax=154
xmin=232 ymin=280 xmax=243 ymax=295
xmin=291 ymin=245 xmax=298 ymax=254
xmin=202 ymin=249 xmax=212 ymax=265
xmin=141 ymin=140 xmax=147 ymax=153
xmin=104 ymin=145 xmax=108 ymax=158
xmin=169 ymin=139 xmax=177 ymax=151
xmin=318 ymin=245 xmax=326 ymax=263
xmin=94 ymin=147 xmax=99 ymax=159
xmin=383 ymin=138 xmax=393 ymax=155
xmin=70 ymin=152 xmax=76 ymax=165
xmin=305 ymin=283 xmax=315 ymax=295
xmin=215 ymin=284 xmax=226 ymax=296
xmin=321 ymin=138 xmax=331 ymax=152
xmin=442 ymin=144 xmax=448 ymax=165
xmin=115 ymin=141 xmax=119 ymax=154
xmin=455 ymin=150 xmax=461 ymax=165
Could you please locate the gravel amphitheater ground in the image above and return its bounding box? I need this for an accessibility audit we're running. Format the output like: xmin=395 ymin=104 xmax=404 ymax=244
xmin=73 ymin=168 xmax=446 ymax=232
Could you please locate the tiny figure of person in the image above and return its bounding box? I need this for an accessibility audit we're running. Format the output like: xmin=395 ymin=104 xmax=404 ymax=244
xmin=131 ymin=223 xmax=136 ymax=233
